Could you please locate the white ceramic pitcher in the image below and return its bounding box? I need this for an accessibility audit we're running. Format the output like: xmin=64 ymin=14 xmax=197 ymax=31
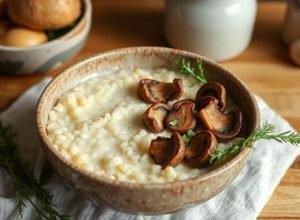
xmin=164 ymin=0 xmax=257 ymax=61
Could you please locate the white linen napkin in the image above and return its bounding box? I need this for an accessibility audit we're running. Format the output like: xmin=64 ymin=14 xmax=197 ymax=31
xmin=0 ymin=78 xmax=299 ymax=220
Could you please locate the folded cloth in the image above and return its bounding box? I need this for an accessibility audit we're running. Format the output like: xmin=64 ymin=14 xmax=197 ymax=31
xmin=0 ymin=78 xmax=299 ymax=220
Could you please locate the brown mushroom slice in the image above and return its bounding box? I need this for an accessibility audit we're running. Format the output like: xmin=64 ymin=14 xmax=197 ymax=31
xmin=198 ymin=97 xmax=242 ymax=142
xmin=166 ymin=101 xmax=197 ymax=134
xmin=196 ymin=95 xmax=218 ymax=110
xmin=143 ymin=103 xmax=170 ymax=133
xmin=149 ymin=132 xmax=185 ymax=168
xmin=185 ymin=130 xmax=217 ymax=168
xmin=172 ymin=99 xmax=195 ymax=111
xmin=137 ymin=79 xmax=183 ymax=103
xmin=196 ymin=82 xmax=226 ymax=112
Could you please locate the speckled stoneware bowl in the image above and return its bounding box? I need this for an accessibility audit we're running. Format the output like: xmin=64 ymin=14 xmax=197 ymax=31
xmin=36 ymin=47 xmax=260 ymax=214
xmin=0 ymin=0 xmax=91 ymax=75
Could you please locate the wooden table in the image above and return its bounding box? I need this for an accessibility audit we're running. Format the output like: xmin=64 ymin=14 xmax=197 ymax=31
xmin=0 ymin=1 xmax=299 ymax=219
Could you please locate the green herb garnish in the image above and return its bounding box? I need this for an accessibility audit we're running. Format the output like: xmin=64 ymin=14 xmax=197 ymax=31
xmin=169 ymin=119 xmax=179 ymax=126
xmin=177 ymin=58 xmax=208 ymax=84
xmin=182 ymin=129 xmax=196 ymax=145
xmin=0 ymin=121 xmax=68 ymax=219
xmin=176 ymin=59 xmax=299 ymax=164
xmin=209 ymin=123 xmax=300 ymax=164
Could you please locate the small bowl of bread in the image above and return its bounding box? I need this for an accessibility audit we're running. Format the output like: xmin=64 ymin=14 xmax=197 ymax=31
xmin=0 ymin=0 xmax=92 ymax=74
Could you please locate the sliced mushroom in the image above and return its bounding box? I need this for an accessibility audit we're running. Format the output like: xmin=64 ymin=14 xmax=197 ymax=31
xmin=143 ymin=103 xmax=170 ymax=133
xmin=196 ymin=82 xmax=226 ymax=112
xmin=195 ymin=96 xmax=216 ymax=111
xmin=197 ymin=96 xmax=242 ymax=142
xmin=137 ymin=79 xmax=183 ymax=103
xmin=166 ymin=100 xmax=197 ymax=134
xmin=185 ymin=130 xmax=217 ymax=168
xmin=149 ymin=132 xmax=185 ymax=168
xmin=172 ymin=99 xmax=195 ymax=111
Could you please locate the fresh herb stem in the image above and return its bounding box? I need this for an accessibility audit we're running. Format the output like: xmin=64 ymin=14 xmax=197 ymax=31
xmin=176 ymin=59 xmax=300 ymax=164
xmin=182 ymin=129 xmax=196 ymax=145
xmin=209 ymin=123 xmax=300 ymax=164
xmin=177 ymin=58 xmax=208 ymax=84
xmin=0 ymin=121 xmax=68 ymax=220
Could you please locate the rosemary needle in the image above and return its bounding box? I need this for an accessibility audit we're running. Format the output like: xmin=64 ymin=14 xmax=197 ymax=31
xmin=175 ymin=60 xmax=300 ymax=164
xmin=209 ymin=123 xmax=300 ymax=164
xmin=177 ymin=58 xmax=208 ymax=84
xmin=0 ymin=120 xmax=68 ymax=220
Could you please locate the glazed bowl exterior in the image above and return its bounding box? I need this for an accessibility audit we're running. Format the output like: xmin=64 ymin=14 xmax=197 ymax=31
xmin=36 ymin=47 xmax=260 ymax=214
xmin=0 ymin=0 xmax=92 ymax=75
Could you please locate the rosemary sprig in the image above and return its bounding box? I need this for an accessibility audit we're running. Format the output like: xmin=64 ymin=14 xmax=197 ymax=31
xmin=177 ymin=58 xmax=208 ymax=84
xmin=175 ymin=59 xmax=300 ymax=164
xmin=0 ymin=121 xmax=68 ymax=220
xmin=209 ymin=123 xmax=300 ymax=164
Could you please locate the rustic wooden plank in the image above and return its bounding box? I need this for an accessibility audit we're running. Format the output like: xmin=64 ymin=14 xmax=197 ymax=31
xmin=260 ymin=169 xmax=300 ymax=219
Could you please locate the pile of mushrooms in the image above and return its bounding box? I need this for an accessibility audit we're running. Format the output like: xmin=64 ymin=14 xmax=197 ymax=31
xmin=137 ymin=78 xmax=242 ymax=169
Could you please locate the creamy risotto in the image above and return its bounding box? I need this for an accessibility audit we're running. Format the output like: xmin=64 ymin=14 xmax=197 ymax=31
xmin=47 ymin=68 xmax=226 ymax=183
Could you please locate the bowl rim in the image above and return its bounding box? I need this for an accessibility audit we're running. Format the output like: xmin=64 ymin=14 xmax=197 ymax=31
xmin=0 ymin=0 xmax=91 ymax=51
xmin=36 ymin=46 xmax=260 ymax=189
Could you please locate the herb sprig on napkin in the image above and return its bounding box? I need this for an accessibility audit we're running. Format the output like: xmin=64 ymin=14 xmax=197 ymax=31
xmin=0 ymin=121 xmax=68 ymax=220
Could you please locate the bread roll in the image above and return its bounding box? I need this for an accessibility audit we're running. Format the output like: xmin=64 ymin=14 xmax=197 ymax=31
xmin=7 ymin=0 xmax=81 ymax=30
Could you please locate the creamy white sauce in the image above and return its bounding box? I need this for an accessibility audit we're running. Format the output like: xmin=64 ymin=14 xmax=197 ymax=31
xmin=47 ymin=68 xmax=225 ymax=183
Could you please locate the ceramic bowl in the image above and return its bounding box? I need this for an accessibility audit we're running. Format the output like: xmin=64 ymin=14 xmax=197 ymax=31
xmin=0 ymin=0 xmax=92 ymax=75
xmin=36 ymin=47 xmax=259 ymax=214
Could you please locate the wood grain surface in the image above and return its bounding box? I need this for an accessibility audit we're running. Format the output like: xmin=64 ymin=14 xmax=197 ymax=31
xmin=0 ymin=0 xmax=299 ymax=218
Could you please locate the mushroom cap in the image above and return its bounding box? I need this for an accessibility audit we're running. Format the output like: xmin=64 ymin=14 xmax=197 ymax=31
xmin=137 ymin=78 xmax=183 ymax=104
xmin=211 ymin=109 xmax=242 ymax=142
xmin=143 ymin=103 xmax=170 ymax=133
xmin=195 ymin=95 xmax=216 ymax=110
xmin=149 ymin=132 xmax=185 ymax=168
xmin=198 ymin=96 xmax=242 ymax=142
xmin=172 ymin=99 xmax=195 ymax=111
xmin=185 ymin=130 xmax=217 ymax=168
xmin=196 ymin=82 xmax=226 ymax=112
xmin=166 ymin=100 xmax=197 ymax=134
